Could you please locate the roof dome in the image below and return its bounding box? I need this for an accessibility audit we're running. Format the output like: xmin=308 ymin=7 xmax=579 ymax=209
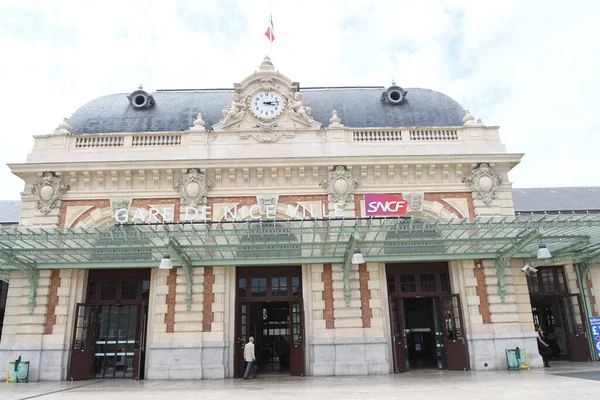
xmin=68 ymin=86 xmax=466 ymax=134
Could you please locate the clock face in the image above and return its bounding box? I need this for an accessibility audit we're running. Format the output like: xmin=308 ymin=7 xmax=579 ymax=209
xmin=251 ymin=91 xmax=284 ymax=120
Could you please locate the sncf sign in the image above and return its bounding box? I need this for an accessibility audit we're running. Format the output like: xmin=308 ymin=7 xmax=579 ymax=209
xmin=365 ymin=193 xmax=408 ymax=216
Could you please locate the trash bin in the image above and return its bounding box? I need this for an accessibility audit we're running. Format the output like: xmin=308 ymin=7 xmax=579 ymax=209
xmin=505 ymin=348 xmax=529 ymax=371
xmin=5 ymin=361 xmax=30 ymax=383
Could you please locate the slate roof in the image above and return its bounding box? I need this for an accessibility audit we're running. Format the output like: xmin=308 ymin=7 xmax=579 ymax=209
xmin=512 ymin=187 xmax=600 ymax=213
xmin=0 ymin=200 xmax=20 ymax=224
xmin=68 ymin=87 xmax=466 ymax=134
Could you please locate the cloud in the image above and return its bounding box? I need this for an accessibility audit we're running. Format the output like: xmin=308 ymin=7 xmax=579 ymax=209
xmin=0 ymin=0 xmax=598 ymax=200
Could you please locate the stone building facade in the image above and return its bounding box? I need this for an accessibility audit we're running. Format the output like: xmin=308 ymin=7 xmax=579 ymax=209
xmin=1 ymin=57 xmax=598 ymax=381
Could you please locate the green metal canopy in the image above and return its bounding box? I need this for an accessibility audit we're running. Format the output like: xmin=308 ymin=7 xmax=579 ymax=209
xmin=1 ymin=214 xmax=600 ymax=313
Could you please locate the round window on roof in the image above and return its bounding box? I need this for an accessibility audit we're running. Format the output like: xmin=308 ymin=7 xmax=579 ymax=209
xmin=127 ymin=85 xmax=155 ymax=109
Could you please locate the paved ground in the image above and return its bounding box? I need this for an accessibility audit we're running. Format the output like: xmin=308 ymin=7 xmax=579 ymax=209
xmin=2 ymin=362 xmax=599 ymax=400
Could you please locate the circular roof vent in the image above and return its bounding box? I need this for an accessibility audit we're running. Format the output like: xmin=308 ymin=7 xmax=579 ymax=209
xmin=127 ymin=84 xmax=155 ymax=109
xmin=381 ymin=81 xmax=408 ymax=105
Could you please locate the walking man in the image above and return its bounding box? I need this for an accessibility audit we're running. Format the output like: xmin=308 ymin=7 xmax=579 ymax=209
xmin=243 ymin=336 xmax=257 ymax=379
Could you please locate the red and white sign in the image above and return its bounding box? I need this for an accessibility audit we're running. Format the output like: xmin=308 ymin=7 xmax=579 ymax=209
xmin=365 ymin=193 xmax=408 ymax=216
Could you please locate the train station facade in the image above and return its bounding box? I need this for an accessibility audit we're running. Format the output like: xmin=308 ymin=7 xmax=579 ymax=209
xmin=1 ymin=57 xmax=599 ymax=381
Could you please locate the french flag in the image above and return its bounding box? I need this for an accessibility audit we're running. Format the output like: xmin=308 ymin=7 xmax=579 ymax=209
xmin=265 ymin=14 xmax=275 ymax=42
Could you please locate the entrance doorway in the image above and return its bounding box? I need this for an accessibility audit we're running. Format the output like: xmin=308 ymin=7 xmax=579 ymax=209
xmin=69 ymin=269 xmax=150 ymax=380
xmin=235 ymin=267 xmax=304 ymax=377
xmin=527 ymin=266 xmax=592 ymax=361
xmin=387 ymin=263 xmax=469 ymax=372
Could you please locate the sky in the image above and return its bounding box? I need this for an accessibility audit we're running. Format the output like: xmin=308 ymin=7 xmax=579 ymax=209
xmin=0 ymin=0 xmax=598 ymax=200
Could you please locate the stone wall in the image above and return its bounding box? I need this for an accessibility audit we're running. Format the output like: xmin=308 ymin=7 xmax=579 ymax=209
xmin=0 ymin=268 xmax=86 ymax=381
xmin=145 ymin=265 xmax=228 ymax=380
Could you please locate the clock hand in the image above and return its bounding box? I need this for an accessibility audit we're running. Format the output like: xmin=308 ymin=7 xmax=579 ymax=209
xmin=263 ymin=101 xmax=275 ymax=105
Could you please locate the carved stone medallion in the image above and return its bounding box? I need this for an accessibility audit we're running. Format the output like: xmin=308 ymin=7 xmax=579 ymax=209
xmin=463 ymin=163 xmax=502 ymax=205
xmin=257 ymin=195 xmax=279 ymax=214
xmin=111 ymin=199 xmax=130 ymax=215
xmin=31 ymin=172 xmax=70 ymax=214
xmin=174 ymin=169 xmax=213 ymax=207
xmin=405 ymin=193 xmax=424 ymax=211
xmin=319 ymin=166 xmax=359 ymax=204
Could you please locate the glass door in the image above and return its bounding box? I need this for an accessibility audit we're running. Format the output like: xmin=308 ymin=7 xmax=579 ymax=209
xmin=234 ymin=302 xmax=249 ymax=378
xmin=94 ymin=305 xmax=139 ymax=379
xmin=440 ymin=295 xmax=469 ymax=370
xmin=289 ymin=300 xmax=305 ymax=376
xmin=69 ymin=304 xmax=97 ymax=380
xmin=390 ymin=298 xmax=408 ymax=372
xmin=560 ymin=294 xmax=592 ymax=361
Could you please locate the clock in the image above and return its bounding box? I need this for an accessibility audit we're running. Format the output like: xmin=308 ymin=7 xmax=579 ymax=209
xmin=251 ymin=91 xmax=284 ymax=120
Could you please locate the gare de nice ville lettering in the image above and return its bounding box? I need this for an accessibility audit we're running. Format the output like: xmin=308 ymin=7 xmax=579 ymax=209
xmin=113 ymin=193 xmax=409 ymax=223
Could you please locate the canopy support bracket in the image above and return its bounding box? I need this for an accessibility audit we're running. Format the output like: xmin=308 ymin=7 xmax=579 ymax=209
xmin=0 ymin=250 xmax=38 ymax=313
xmin=342 ymin=233 xmax=359 ymax=307
xmin=494 ymin=230 xmax=540 ymax=302
xmin=164 ymin=229 xmax=194 ymax=311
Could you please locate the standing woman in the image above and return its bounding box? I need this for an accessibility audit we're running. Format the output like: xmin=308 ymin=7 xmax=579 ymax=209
xmin=536 ymin=325 xmax=552 ymax=368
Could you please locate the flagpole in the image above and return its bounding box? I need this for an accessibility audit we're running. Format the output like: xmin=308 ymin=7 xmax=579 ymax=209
xmin=269 ymin=0 xmax=273 ymax=60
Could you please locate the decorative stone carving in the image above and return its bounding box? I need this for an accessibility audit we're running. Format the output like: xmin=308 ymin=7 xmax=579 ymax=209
xmin=191 ymin=112 xmax=206 ymax=131
xmin=328 ymin=110 xmax=343 ymax=128
xmin=258 ymin=75 xmax=276 ymax=91
xmin=54 ymin=118 xmax=71 ymax=134
xmin=238 ymin=122 xmax=296 ymax=143
xmin=463 ymin=163 xmax=502 ymax=205
xmin=111 ymin=200 xmax=129 ymax=215
xmin=257 ymin=195 xmax=279 ymax=214
xmin=288 ymin=92 xmax=313 ymax=125
xmin=405 ymin=193 xmax=424 ymax=211
xmin=463 ymin=110 xmax=475 ymax=125
xmin=255 ymin=122 xmax=278 ymax=133
xmin=174 ymin=169 xmax=213 ymax=207
xmin=220 ymin=93 xmax=247 ymax=126
xmin=319 ymin=166 xmax=359 ymax=204
xmin=259 ymin=55 xmax=275 ymax=72
xmin=31 ymin=172 xmax=70 ymax=214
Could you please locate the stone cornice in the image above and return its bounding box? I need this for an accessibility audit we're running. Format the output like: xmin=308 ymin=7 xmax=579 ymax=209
xmin=9 ymin=153 xmax=524 ymax=177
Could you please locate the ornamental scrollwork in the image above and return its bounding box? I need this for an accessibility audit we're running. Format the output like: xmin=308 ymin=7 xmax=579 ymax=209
xmin=31 ymin=172 xmax=70 ymax=215
xmin=174 ymin=169 xmax=213 ymax=207
xmin=319 ymin=166 xmax=360 ymax=204
xmin=463 ymin=162 xmax=502 ymax=205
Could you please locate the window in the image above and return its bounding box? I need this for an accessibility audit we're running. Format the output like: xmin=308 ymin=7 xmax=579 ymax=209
xmin=420 ymin=273 xmax=437 ymax=292
xmin=387 ymin=274 xmax=396 ymax=294
xmin=86 ymin=269 xmax=151 ymax=303
xmin=399 ymin=274 xmax=416 ymax=293
xmin=238 ymin=278 xmax=247 ymax=298
xmin=120 ymin=281 xmax=138 ymax=300
xmin=527 ymin=273 xmax=540 ymax=293
xmin=527 ymin=266 xmax=568 ymax=295
xmin=386 ymin=265 xmax=452 ymax=296
xmin=141 ymin=280 xmax=150 ymax=300
xmin=100 ymin=281 xmax=117 ymax=301
xmin=292 ymin=277 xmax=301 ymax=296
xmin=87 ymin=281 xmax=97 ymax=301
xmin=251 ymin=278 xmax=267 ymax=297
xmin=440 ymin=273 xmax=450 ymax=293
xmin=271 ymin=277 xmax=288 ymax=296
